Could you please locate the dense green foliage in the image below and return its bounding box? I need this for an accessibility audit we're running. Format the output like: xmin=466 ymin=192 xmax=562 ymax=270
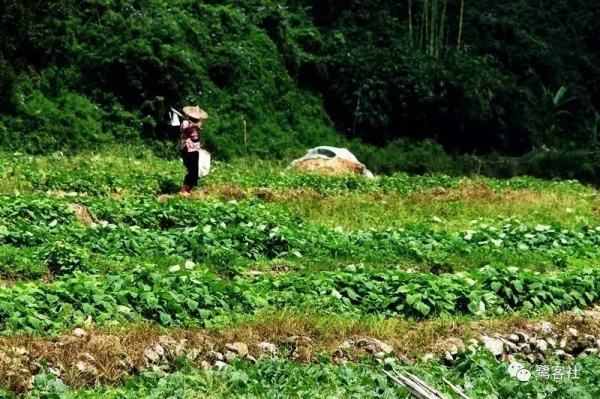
xmin=3 ymin=152 xmax=600 ymax=396
xmin=1 ymin=0 xmax=599 ymax=179
xmin=2 ymin=153 xmax=600 ymax=336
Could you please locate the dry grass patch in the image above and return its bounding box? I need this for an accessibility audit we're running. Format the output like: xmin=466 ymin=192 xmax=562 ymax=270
xmin=3 ymin=311 xmax=600 ymax=393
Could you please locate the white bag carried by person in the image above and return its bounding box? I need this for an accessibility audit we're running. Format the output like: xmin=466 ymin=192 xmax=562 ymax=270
xmin=198 ymin=149 xmax=211 ymax=178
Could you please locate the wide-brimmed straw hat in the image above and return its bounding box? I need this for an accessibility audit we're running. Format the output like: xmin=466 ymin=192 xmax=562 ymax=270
xmin=183 ymin=105 xmax=209 ymax=121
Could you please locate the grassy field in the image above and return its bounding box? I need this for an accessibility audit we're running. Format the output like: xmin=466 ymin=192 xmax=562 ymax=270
xmin=1 ymin=149 xmax=600 ymax=398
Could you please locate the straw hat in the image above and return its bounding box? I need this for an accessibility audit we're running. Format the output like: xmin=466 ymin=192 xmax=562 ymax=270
xmin=183 ymin=105 xmax=209 ymax=120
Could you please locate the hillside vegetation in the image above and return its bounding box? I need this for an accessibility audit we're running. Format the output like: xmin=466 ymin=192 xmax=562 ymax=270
xmin=1 ymin=1 xmax=599 ymax=180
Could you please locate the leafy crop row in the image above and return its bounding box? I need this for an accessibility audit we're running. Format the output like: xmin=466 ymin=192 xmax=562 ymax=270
xmin=1 ymin=263 xmax=599 ymax=335
xmin=2 ymin=195 xmax=600 ymax=278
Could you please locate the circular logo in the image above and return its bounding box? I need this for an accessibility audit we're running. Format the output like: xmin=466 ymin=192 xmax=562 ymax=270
xmin=516 ymin=368 xmax=532 ymax=382
xmin=508 ymin=362 xmax=523 ymax=377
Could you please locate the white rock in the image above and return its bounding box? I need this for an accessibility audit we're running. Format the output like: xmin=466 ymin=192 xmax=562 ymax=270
xmin=144 ymin=348 xmax=160 ymax=363
xmin=153 ymin=344 xmax=165 ymax=358
xmin=71 ymin=328 xmax=88 ymax=338
xmin=584 ymin=334 xmax=595 ymax=342
xmin=535 ymin=339 xmax=548 ymax=353
xmin=213 ymin=361 xmax=228 ymax=370
xmin=538 ymin=322 xmax=553 ymax=334
xmin=209 ymin=351 xmax=224 ymax=362
xmin=356 ymin=338 xmax=394 ymax=354
xmin=508 ymin=334 xmax=520 ymax=343
xmin=560 ymin=337 xmax=568 ymax=349
xmin=515 ymin=332 xmax=530 ymax=343
xmin=481 ymin=335 xmax=505 ymax=356
xmin=584 ymin=348 xmax=598 ymax=356
xmin=444 ymin=352 xmax=454 ymax=362
xmin=519 ymin=343 xmax=532 ymax=354
xmin=225 ymin=342 xmax=249 ymax=357
xmin=501 ymin=339 xmax=519 ymax=353
xmin=184 ymin=260 xmax=195 ymax=269
xmin=568 ymin=328 xmax=579 ymax=337
xmin=555 ymin=350 xmax=574 ymax=360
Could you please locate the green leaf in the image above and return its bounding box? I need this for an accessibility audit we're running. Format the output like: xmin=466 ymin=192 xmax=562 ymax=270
xmin=159 ymin=311 xmax=172 ymax=325
xmin=415 ymin=301 xmax=431 ymax=316
xmin=187 ymin=298 xmax=199 ymax=311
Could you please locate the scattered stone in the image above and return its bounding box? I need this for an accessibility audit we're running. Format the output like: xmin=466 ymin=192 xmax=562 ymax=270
xmin=547 ymin=337 xmax=557 ymax=349
xmin=245 ymin=354 xmax=258 ymax=364
xmin=535 ymin=339 xmax=548 ymax=353
xmin=508 ymin=334 xmax=520 ymax=343
xmin=538 ymin=321 xmax=553 ymax=335
xmin=339 ymin=341 xmax=353 ymax=350
xmin=555 ymin=350 xmax=574 ymax=361
xmin=525 ymin=354 xmax=536 ymax=363
xmin=584 ymin=334 xmax=595 ymax=343
xmin=153 ymin=344 xmax=165 ymax=359
xmin=584 ymin=348 xmax=598 ymax=356
xmin=209 ymin=351 xmax=224 ymax=362
xmin=213 ymin=361 xmax=228 ymax=370
xmin=560 ymin=337 xmax=568 ymax=349
xmin=568 ymin=328 xmax=579 ymax=338
xmin=259 ymin=342 xmax=278 ymax=357
xmin=519 ymin=343 xmax=532 ymax=354
xmin=144 ymin=348 xmax=160 ymax=363
xmin=356 ymin=338 xmax=394 ymax=354
xmin=480 ymin=335 xmax=504 ymax=356
xmin=437 ymin=337 xmax=465 ymax=356
xmin=444 ymin=351 xmax=454 ymax=363
xmin=226 ymin=342 xmax=249 ymax=357
xmin=501 ymin=339 xmax=519 ymax=354
xmin=71 ymin=328 xmax=88 ymax=338
xmin=76 ymin=361 xmax=97 ymax=374
xmin=515 ymin=332 xmax=530 ymax=343
xmin=172 ymin=340 xmax=188 ymax=357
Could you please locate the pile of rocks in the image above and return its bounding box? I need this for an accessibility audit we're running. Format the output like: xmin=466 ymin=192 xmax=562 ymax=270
xmin=436 ymin=322 xmax=600 ymax=364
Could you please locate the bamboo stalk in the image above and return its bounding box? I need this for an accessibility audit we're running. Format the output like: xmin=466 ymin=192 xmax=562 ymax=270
xmin=457 ymin=0 xmax=465 ymax=48
xmin=409 ymin=0 xmax=414 ymax=45
xmin=437 ymin=0 xmax=447 ymax=57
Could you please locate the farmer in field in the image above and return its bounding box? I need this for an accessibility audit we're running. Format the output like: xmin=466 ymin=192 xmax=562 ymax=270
xmin=179 ymin=105 xmax=209 ymax=195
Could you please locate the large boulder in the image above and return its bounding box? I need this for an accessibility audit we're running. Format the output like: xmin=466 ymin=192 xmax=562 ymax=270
xmin=288 ymin=146 xmax=374 ymax=178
